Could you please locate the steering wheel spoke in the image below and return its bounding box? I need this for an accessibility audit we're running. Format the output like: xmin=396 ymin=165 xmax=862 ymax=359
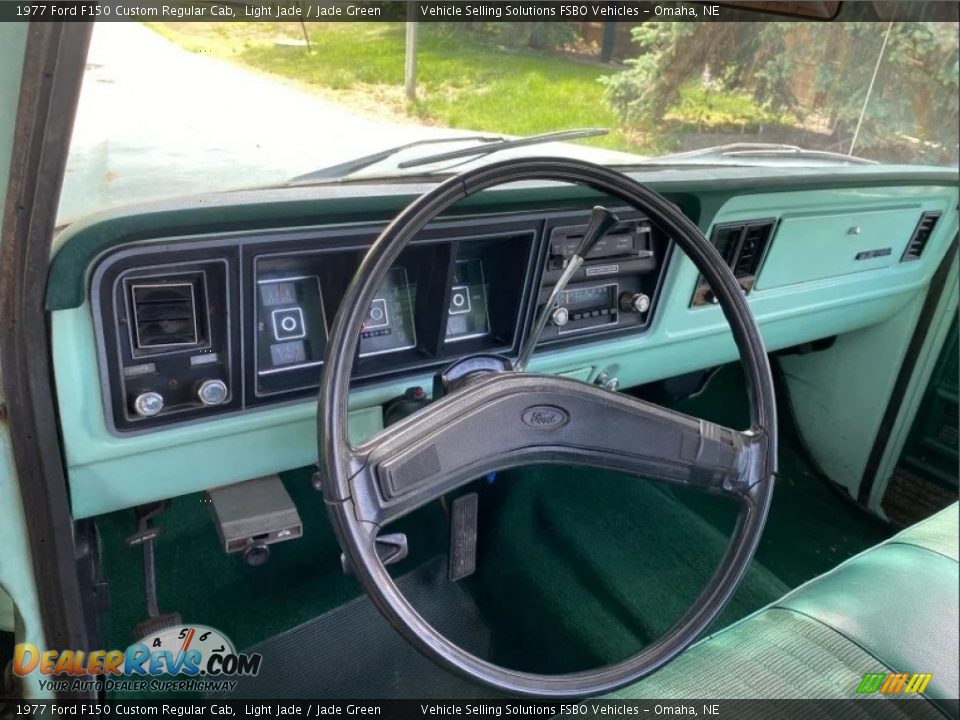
xmin=346 ymin=373 xmax=766 ymax=528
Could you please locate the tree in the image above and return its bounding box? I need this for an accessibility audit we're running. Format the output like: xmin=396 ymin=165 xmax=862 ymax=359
xmin=601 ymin=22 xmax=959 ymax=164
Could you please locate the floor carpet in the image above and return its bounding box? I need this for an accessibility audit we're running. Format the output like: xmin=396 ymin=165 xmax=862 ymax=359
xmin=94 ymin=361 xmax=894 ymax=683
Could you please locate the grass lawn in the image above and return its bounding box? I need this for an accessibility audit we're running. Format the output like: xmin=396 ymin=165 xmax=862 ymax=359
xmin=149 ymin=22 xmax=634 ymax=151
xmin=668 ymin=83 xmax=794 ymax=130
xmin=149 ymin=22 xmax=798 ymax=157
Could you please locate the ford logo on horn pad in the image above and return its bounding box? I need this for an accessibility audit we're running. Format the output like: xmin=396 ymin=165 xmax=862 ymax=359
xmin=521 ymin=405 xmax=570 ymax=430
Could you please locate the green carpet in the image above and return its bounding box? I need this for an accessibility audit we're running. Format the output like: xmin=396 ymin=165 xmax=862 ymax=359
xmin=94 ymin=361 xmax=894 ymax=681
xmin=470 ymin=468 xmax=788 ymax=673
xmin=96 ymin=468 xmax=447 ymax=652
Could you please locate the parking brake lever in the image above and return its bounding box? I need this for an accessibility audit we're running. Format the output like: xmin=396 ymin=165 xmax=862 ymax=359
xmin=515 ymin=206 xmax=619 ymax=371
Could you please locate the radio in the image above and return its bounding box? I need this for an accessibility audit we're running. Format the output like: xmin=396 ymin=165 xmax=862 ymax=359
xmin=545 ymin=280 xmax=652 ymax=337
xmin=550 ymin=283 xmax=619 ymax=334
xmin=535 ymin=212 xmax=670 ymax=346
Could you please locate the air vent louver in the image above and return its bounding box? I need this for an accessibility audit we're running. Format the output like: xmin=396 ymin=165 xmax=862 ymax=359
xmin=733 ymin=221 xmax=775 ymax=277
xmin=902 ymin=212 xmax=940 ymax=261
xmin=692 ymin=219 xmax=776 ymax=306
xmin=712 ymin=225 xmax=743 ymax=266
xmin=130 ymin=281 xmax=199 ymax=349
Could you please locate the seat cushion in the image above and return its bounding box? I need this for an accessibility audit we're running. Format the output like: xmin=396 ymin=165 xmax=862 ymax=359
xmin=609 ymin=504 xmax=959 ymax=712
xmin=780 ymin=543 xmax=958 ymax=702
xmin=607 ymin=607 xmax=894 ymax=700
xmin=890 ymin=503 xmax=959 ymax=562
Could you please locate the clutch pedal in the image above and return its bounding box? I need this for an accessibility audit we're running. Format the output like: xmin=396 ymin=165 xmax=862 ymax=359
xmin=126 ymin=502 xmax=181 ymax=640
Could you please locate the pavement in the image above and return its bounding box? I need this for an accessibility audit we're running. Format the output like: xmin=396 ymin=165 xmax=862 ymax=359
xmin=59 ymin=22 xmax=460 ymax=223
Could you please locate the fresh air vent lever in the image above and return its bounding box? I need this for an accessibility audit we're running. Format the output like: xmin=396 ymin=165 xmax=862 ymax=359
xmin=515 ymin=206 xmax=619 ymax=371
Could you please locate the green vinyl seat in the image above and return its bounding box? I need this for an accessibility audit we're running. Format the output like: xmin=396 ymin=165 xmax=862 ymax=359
xmin=607 ymin=503 xmax=959 ymax=715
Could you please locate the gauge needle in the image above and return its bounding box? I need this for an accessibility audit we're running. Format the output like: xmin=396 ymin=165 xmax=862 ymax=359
xmin=180 ymin=627 xmax=195 ymax=653
xmin=173 ymin=627 xmax=196 ymax=672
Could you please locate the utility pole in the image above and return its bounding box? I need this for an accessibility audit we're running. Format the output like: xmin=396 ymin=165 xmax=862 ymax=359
xmin=405 ymin=19 xmax=418 ymax=101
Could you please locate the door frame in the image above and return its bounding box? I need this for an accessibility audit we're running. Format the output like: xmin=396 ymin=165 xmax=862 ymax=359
xmin=0 ymin=22 xmax=93 ymax=699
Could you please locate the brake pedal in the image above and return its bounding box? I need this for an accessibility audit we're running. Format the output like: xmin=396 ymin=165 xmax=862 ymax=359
xmin=449 ymin=492 xmax=479 ymax=581
xmin=127 ymin=502 xmax=181 ymax=640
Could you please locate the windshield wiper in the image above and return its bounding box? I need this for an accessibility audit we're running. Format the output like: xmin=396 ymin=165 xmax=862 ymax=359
xmin=288 ymin=135 xmax=505 ymax=183
xmin=397 ymin=128 xmax=609 ymax=169
xmin=288 ymin=128 xmax=609 ymax=184
xmin=656 ymin=142 xmax=876 ymax=165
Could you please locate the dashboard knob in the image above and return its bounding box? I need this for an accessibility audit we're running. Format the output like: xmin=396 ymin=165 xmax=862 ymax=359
xmin=197 ymin=379 xmax=229 ymax=406
xmin=550 ymin=306 xmax=570 ymax=327
xmin=133 ymin=391 xmax=164 ymax=418
xmin=620 ymin=292 xmax=651 ymax=313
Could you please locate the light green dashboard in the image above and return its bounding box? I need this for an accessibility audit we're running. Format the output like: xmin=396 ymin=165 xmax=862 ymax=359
xmin=47 ymin=169 xmax=959 ymax=519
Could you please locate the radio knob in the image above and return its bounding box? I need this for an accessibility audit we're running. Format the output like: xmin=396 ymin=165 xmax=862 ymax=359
xmin=133 ymin=391 xmax=164 ymax=418
xmin=550 ymin=306 xmax=570 ymax=327
xmin=620 ymin=292 xmax=651 ymax=313
xmin=197 ymin=379 xmax=229 ymax=406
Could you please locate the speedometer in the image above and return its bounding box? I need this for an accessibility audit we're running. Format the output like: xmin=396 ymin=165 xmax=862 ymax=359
xmin=359 ymin=266 xmax=418 ymax=356
xmin=445 ymin=258 xmax=490 ymax=342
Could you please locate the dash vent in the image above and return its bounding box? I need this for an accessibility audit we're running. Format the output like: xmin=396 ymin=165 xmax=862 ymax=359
xmin=902 ymin=212 xmax=941 ymax=261
xmin=733 ymin=221 xmax=775 ymax=277
xmin=691 ymin=218 xmax=776 ymax=306
xmin=128 ymin=277 xmax=203 ymax=351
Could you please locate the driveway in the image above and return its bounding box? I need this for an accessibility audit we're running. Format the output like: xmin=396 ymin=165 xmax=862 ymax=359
xmin=59 ymin=23 xmax=457 ymax=223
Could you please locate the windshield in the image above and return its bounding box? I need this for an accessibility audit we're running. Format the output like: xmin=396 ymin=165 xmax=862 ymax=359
xmin=60 ymin=17 xmax=959 ymax=223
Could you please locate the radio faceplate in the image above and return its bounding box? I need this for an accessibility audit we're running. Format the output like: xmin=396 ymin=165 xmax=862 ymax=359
xmin=556 ymin=283 xmax=620 ymax=335
xmin=536 ymin=211 xmax=671 ymax=346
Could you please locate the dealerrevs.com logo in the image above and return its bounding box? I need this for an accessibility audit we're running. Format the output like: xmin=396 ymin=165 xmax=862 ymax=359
xmin=14 ymin=625 xmax=260 ymax=694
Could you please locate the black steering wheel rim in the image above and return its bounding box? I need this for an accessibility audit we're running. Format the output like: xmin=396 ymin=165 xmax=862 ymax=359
xmin=318 ymin=158 xmax=777 ymax=698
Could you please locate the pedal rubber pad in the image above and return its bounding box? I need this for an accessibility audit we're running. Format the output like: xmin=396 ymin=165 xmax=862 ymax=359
xmin=449 ymin=493 xmax=479 ymax=581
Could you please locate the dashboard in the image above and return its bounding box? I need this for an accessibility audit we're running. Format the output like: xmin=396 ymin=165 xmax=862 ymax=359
xmin=47 ymin=168 xmax=959 ymax=519
xmin=89 ymin=208 xmax=671 ymax=432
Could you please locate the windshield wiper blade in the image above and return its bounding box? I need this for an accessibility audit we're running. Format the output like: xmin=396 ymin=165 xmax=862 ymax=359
xmin=288 ymin=135 xmax=505 ymax=183
xmin=397 ymin=128 xmax=609 ymax=169
xmin=657 ymin=142 xmax=876 ymax=165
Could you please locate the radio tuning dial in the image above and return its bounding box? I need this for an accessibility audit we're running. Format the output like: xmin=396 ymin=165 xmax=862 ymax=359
xmin=550 ymin=306 xmax=570 ymax=327
xmin=620 ymin=292 xmax=651 ymax=313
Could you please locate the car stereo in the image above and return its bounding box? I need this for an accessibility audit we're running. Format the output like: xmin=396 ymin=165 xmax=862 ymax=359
xmin=536 ymin=211 xmax=671 ymax=345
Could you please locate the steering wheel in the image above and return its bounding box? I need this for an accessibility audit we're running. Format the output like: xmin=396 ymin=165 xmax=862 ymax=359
xmin=318 ymin=158 xmax=777 ymax=698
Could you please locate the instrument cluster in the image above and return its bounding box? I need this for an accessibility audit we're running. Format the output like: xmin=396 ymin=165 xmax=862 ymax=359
xmin=91 ymin=209 xmax=671 ymax=432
